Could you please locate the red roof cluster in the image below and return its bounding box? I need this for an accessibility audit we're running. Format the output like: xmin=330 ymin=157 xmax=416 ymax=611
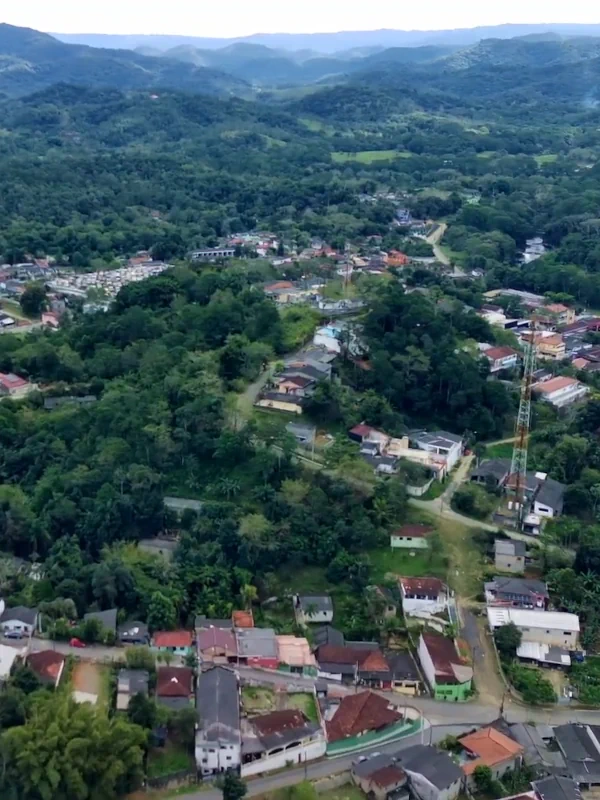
xmin=318 ymin=645 xmax=389 ymax=672
xmin=326 ymin=691 xmax=401 ymax=742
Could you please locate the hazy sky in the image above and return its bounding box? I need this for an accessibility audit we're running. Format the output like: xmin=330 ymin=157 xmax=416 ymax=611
xmin=2 ymin=0 xmax=599 ymax=36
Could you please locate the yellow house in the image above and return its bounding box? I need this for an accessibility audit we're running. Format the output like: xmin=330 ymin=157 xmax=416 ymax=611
xmin=522 ymin=333 xmax=566 ymax=360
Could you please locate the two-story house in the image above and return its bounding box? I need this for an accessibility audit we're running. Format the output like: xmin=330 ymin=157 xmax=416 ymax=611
xmin=195 ymin=665 xmax=241 ymax=776
xmin=418 ymin=633 xmax=473 ymax=702
xmin=483 ymin=346 xmax=520 ymax=373
xmin=408 ymin=431 xmax=464 ymax=470
xmin=532 ymin=376 xmax=589 ymax=409
xmin=485 ymin=577 xmax=549 ymax=609
xmin=395 ymin=744 xmax=463 ymax=800
xmin=400 ymin=578 xmax=449 ymax=618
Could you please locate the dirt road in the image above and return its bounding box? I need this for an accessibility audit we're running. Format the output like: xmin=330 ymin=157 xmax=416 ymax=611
xmin=426 ymin=222 xmax=450 ymax=266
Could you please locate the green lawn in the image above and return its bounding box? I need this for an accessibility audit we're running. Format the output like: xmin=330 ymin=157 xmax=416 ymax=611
xmin=420 ymin=480 xmax=447 ymax=501
xmin=287 ymin=693 xmax=319 ymax=722
xmin=241 ymin=686 xmax=276 ymax=713
xmin=485 ymin=442 xmax=514 ymax=459
xmin=535 ymin=154 xmax=558 ymax=165
xmin=367 ymin=546 xmax=447 ymax=583
xmin=476 ymin=151 xmax=497 ymax=159
xmin=147 ymin=743 xmax=195 ymax=779
xmin=332 ymin=150 xmax=411 ymax=164
xmin=318 ymin=786 xmax=366 ymax=800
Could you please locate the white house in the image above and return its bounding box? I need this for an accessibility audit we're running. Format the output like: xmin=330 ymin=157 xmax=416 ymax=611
xmin=532 ymin=376 xmax=589 ymax=409
xmin=391 ymin=524 xmax=433 ymax=550
xmin=195 ymin=666 xmax=241 ymax=776
xmin=487 ymin=608 xmax=580 ymax=649
xmin=400 ymin=577 xmax=449 ymax=617
xmin=408 ymin=430 xmax=464 ymax=470
xmin=0 ymin=605 xmax=38 ymax=636
xmin=293 ymin=594 xmax=333 ymax=625
xmin=241 ymin=707 xmax=326 ymax=777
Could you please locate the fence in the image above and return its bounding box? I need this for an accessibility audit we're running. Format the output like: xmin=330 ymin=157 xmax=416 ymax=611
xmin=406 ymin=477 xmax=435 ymax=497
xmin=145 ymin=768 xmax=199 ymax=791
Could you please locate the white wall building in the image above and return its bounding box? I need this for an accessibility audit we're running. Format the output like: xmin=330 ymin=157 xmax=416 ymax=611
xmin=487 ymin=607 xmax=580 ymax=649
xmin=195 ymin=666 xmax=241 ymax=776
xmin=400 ymin=578 xmax=449 ymax=617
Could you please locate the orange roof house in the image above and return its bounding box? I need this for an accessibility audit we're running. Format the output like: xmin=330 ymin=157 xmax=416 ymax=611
xmin=459 ymin=726 xmax=524 ymax=779
xmin=326 ymin=691 xmax=402 ymax=742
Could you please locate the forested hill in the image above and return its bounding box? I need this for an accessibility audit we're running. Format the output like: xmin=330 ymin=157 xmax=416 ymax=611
xmin=0 ymin=24 xmax=250 ymax=98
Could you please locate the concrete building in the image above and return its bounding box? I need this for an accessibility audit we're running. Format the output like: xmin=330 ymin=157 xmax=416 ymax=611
xmin=391 ymin=524 xmax=433 ymax=550
xmin=494 ymin=539 xmax=526 ymax=573
xmin=408 ymin=430 xmax=464 ymax=470
xmin=400 ymin=577 xmax=449 ymax=617
xmin=486 ymin=608 xmax=580 ymax=649
xmin=418 ymin=633 xmax=473 ymax=702
xmin=276 ymin=635 xmax=318 ymax=676
xmin=532 ymin=376 xmax=589 ymax=409
xmin=554 ymin=724 xmax=600 ymax=787
xmin=352 ymin=753 xmax=409 ymax=800
xmin=195 ymin=666 xmax=241 ymax=776
xmin=116 ymin=669 xmax=149 ymax=710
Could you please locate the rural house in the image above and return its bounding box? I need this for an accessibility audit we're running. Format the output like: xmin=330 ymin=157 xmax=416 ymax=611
xmin=242 ymin=708 xmax=326 ymax=777
xmin=483 ymin=346 xmax=520 ymax=373
xmin=0 ymin=605 xmax=38 ymax=637
xmin=156 ymin=666 xmax=194 ymax=710
xmin=391 ymin=524 xmax=434 ymax=550
xmin=197 ymin=627 xmax=237 ymax=664
xmin=351 ymin=753 xmax=409 ymax=800
xmin=458 ymin=726 xmax=524 ymax=786
xmin=116 ymin=669 xmax=149 ymax=710
xmin=494 ymin=539 xmax=526 ymax=573
xmin=0 ymin=372 xmax=38 ymax=398
xmin=293 ymin=594 xmax=333 ymax=625
xmin=152 ymin=630 xmax=193 ymax=657
xmin=26 ymin=650 xmax=65 ymax=688
xmin=400 ymin=577 xmax=449 ymax=617
xmin=532 ymin=376 xmax=589 ymax=409
xmin=418 ymin=632 xmax=473 ymax=702
xmin=395 ymin=744 xmax=463 ymax=800
xmin=324 ymin=690 xmax=402 ymax=744
xmin=484 ymin=577 xmax=549 ymax=609
xmin=195 ymin=665 xmax=241 ymax=776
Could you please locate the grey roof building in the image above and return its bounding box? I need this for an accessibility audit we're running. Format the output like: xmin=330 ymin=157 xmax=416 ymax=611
xmin=195 ymin=666 xmax=241 ymax=775
xmin=533 ymin=776 xmax=581 ymax=800
xmin=394 ymin=744 xmax=463 ymax=790
xmin=313 ymin=625 xmax=344 ymax=649
xmin=286 ymin=422 xmax=316 ymax=445
xmin=495 ymin=539 xmax=526 ymax=558
xmin=470 ymin=459 xmax=511 ymax=486
xmin=294 ymin=594 xmax=333 ymax=624
xmin=536 ymin=477 xmax=566 ymax=515
xmin=509 ymin=723 xmax=566 ymax=770
xmin=554 ymin=724 xmax=600 ymax=785
xmin=236 ymin=627 xmax=278 ymax=660
xmin=84 ymin=608 xmax=117 ymax=633
xmin=0 ymin=606 xmax=38 ymax=627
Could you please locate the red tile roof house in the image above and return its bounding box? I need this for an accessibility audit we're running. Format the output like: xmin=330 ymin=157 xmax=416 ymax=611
xmin=156 ymin=666 xmax=194 ymax=710
xmin=483 ymin=346 xmax=520 ymax=373
xmin=197 ymin=627 xmax=237 ymax=665
xmin=459 ymin=726 xmax=524 ymax=788
xmin=0 ymin=372 xmax=38 ymax=399
xmin=152 ymin=630 xmax=193 ymax=657
xmin=316 ymin=644 xmax=392 ymax=689
xmin=326 ymin=691 xmax=402 ymax=744
xmin=26 ymin=650 xmax=65 ymax=688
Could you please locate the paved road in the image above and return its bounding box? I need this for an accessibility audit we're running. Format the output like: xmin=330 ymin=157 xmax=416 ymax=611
xmin=426 ymin=222 xmax=450 ymax=266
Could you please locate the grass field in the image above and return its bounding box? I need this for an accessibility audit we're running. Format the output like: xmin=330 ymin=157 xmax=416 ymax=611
xmin=241 ymin=686 xmax=276 ymax=713
xmin=287 ymin=693 xmax=319 ymax=722
xmin=485 ymin=442 xmax=514 ymax=459
xmin=476 ymin=151 xmax=497 ymax=159
xmin=332 ymin=150 xmax=411 ymax=164
xmin=147 ymin=743 xmax=195 ymax=779
xmin=535 ymin=154 xmax=558 ymax=165
xmin=367 ymin=545 xmax=447 ymax=583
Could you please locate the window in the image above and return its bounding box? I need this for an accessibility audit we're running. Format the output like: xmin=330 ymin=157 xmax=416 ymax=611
xmin=209 ymin=749 xmax=215 ymax=753
xmin=563 ymin=631 xmax=572 ymax=636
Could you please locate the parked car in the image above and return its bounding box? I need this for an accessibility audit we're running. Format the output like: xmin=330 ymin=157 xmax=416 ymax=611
xmin=3 ymin=630 xmax=24 ymax=640
xmin=69 ymin=637 xmax=86 ymax=648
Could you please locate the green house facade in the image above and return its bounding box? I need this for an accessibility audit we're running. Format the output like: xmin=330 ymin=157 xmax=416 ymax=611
xmin=418 ymin=632 xmax=473 ymax=702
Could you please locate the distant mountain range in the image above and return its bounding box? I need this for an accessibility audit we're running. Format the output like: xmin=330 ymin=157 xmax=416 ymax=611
xmin=0 ymin=24 xmax=250 ymax=98
xmin=52 ymin=23 xmax=600 ymax=53
xmin=3 ymin=22 xmax=600 ymax=106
